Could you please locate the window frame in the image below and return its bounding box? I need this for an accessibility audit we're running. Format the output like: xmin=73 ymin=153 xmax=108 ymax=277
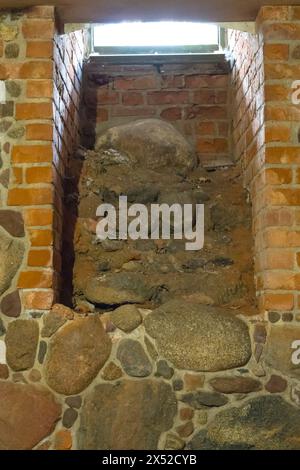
xmin=92 ymin=23 xmax=225 ymax=56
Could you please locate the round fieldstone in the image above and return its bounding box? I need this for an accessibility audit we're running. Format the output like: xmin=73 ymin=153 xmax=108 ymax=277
xmin=187 ymin=396 xmax=300 ymax=450
xmin=0 ymin=169 xmax=9 ymax=188
xmin=0 ymin=318 xmax=6 ymax=336
xmin=117 ymin=339 xmax=152 ymax=377
xmin=155 ymin=360 xmax=174 ymax=379
xmin=101 ymin=361 xmax=123 ymax=381
xmin=45 ymin=316 xmax=112 ymax=395
xmin=145 ymin=300 xmax=251 ymax=372
xmin=265 ymin=375 xmax=287 ymax=393
xmin=7 ymin=126 xmax=25 ymax=139
xmin=41 ymin=304 xmax=74 ymax=338
xmin=28 ymin=369 xmax=41 ymax=382
xmin=164 ymin=433 xmax=185 ymax=450
xmin=5 ymin=319 xmax=39 ymax=371
xmin=0 ymin=382 xmax=61 ymax=450
xmin=0 ymin=210 xmax=24 ymax=238
xmin=78 ymin=380 xmax=177 ymax=450
xmin=0 ymin=290 xmax=21 ymax=318
xmin=96 ymin=118 xmax=196 ymax=170
xmin=209 ymin=376 xmax=262 ymax=394
xmin=110 ymin=304 xmax=142 ymax=332
xmin=5 ymin=81 xmax=21 ymax=98
xmin=38 ymin=340 xmax=47 ymax=364
xmin=65 ymin=396 xmax=82 ymax=409
xmin=0 ymin=364 xmax=9 ymax=379
xmin=5 ymin=43 xmax=20 ymax=59
xmin=63 ymin=408 xmax=78 ymax=428
xmin=180 ymin=391 xmax=228 ymax=408
xmin=0 ymin=226 xmax=24 ymax=297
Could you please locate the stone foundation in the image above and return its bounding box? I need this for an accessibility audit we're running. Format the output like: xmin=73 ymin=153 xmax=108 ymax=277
xmin=0 ymin=4 xmax=300 ymax=451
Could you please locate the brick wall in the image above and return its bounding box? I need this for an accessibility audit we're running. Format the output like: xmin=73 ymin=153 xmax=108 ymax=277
xmin=0 ymin=6 xmax=86 ymax=316
xmin=229 ymin=6 xmax=300 ymax=317
xmin=82 ymin=60 xmax=232 ymax=167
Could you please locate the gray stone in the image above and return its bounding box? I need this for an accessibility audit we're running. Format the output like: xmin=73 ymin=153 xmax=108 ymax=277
xmin=0 ymin=317 xmax=6 ymax=336
xmin=0 ymin=169 xmax=10 ymax=188
xmin=63 ymin=408 xmax=78 ymax=428
xmin=0 ymin=226 xmax=25 ymax=296
xmin=173 ymin=379 xmax=184 ymax=391
xmin=164 ymin=433 xmax=185 ymax=450
xmin=84 ymin=273 xmax=151 ymax=306
xmin=117 ymin=339 xmax=152 ymax=377
xmin=155 ymin=360 xmax=174 ymax=379
xmin=38 ymin=341 xmax=47 ymax=364
xmin=96 ymin=118 xmax=196 ymax=170
xmin=65 ymin=395 xmax=82 ymax=409
xmin=7 ymin=126 xmax=25 ymax=139
xmin=78 ymin=380 xmax=177 ymax=449
xmin=181 ymin=391 xmax=228 ymax=408
xmin=5 ymin=320 xmax=39 ymax=371
xmin=187 ymin=396 xmax=300 ymax=450
xmin=110 ymin=304 xmax=142 ymax=332
xmin=5 ymin=44 xmax=20 ymax=59
xmin=145 ymin=300 xmax=251 ymax=371
xmin=0 ymin=102 xmax=14 ymax=118
xmin=45 ymin=316 xmax=112 ymax=395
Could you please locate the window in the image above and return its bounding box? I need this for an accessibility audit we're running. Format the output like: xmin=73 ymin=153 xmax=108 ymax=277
xmin=93 ymin=22 xmax=222 ymax=55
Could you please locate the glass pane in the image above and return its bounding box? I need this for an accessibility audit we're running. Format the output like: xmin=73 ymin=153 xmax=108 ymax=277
xmin=94 ymin=22 xmax=219 ymax=47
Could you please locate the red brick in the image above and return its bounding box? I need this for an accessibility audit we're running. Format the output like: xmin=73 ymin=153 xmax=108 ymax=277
xmin=197 ymin=138 xmax=228 ymax=154
xmin=27 ymin=6 xmax=54 ymax=18
xmin=114 ymin=76 xmax=158 ymax=90
xmin=195 ymin=122 xmax=215 ymax=135
xmin=12 ymin=145 xmax=53 ymax=163
xmin=24 ymin=208 xmax=53 ymax=227
xmin=23 ymin=289 xmax=54 ymax=309
xmin=147 ymin=91 xmax=189 ymax=105
xmin=264 ymin=44 xmax=289 ymax=61
xmin=263 ymin=23 xmax=300 ymax=41
xmin=259 ymin=6 xmax=289 ymax=21
xmin=111 ymin=107 xmax=156 ymax=118
xmin=185 ymin=106 xmax=227 ymax=120
xmin=26 ymin=166 xmax=52 ymax=184
xmin=266 ymin=147 xmax=300 ymax=164
xmin=160 ymin=107 xmax=182 ymax=120
xmin=29 ymin=229 xmax=53 ymax=247
xmin=185 ymin=74 xmax=228 ymax=89
xmin=97 ymin=89 xmax=119 ymax=105
xmin=193 ymin=90 xmax=227 ymax=105
xmin=18 ymin=270 xmax=53 ymax=289
xmin=265 ymin=125 xmax=291 ymax=143
xmin=22 ymin=20 xmax=55 ymax=40
xmin=122 ymin=92 xmax=144 ymax=106
xmin=8 ymin=188 xmax=52 ymax=206
xmin=26 ymin=123 xmax=53 ymax=141
xmin=265 ymin=168 xmax=292 ymax=184
xmin=28 ymin=249 xmax=52 ymax=267
xmin=26 ymin=41 xmax=53 ymax=59
xmin=27 ymin=80 xmax=53 ymax=98
xmin=16 ymin=102 xmax=53 ymax=120
xmin=263 ymin=293 xmax=294 ymax=311
xmin=19 ymin=61 xmax=53 ymax=79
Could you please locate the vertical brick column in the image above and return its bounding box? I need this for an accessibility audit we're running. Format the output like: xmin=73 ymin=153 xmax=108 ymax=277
xmin=0 ymin=6 xmax=86 ymax=315
xmin=257 ymin=6 xmax=300 ymax=316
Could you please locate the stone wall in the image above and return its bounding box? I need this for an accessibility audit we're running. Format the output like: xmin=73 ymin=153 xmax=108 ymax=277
xmin=82 ymin=59 xmax=232 ymax=167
